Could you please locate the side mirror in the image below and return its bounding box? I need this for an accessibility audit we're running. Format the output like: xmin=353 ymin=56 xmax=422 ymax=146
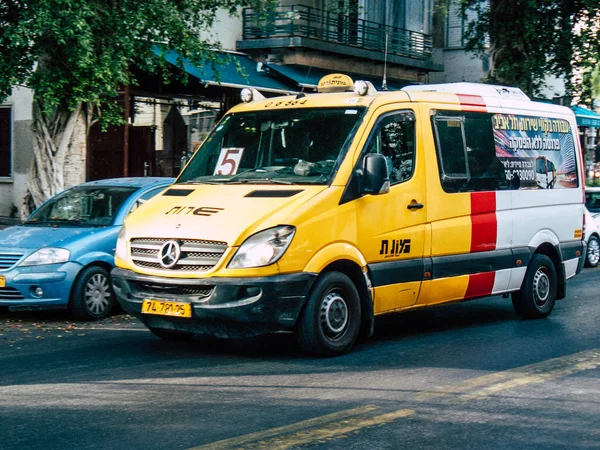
xmin=363 ymin=153 xmax=390 ymax=195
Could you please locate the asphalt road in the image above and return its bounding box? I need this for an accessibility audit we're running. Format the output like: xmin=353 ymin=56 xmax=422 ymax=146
xmin=1 ymin=268 xmax=599 ymax=450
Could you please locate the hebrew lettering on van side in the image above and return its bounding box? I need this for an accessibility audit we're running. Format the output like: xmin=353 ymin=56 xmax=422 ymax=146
xmin=380 ymin=239 xmax=411 ymax=257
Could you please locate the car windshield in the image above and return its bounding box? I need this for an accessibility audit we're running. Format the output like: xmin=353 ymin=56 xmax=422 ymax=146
xmin=176 ymin=107 xmax=366 ymax=185
xmin=586 ymin=191 xmax=600 ymax=213
xmin=25 ymin=186 xmax=138 ymax=227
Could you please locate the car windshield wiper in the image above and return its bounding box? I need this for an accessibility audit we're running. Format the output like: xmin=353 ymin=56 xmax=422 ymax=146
xmin=39 ymin=218 xmax=87 ymax=227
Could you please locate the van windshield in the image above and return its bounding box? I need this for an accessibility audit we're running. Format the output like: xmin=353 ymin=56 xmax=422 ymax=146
xmin=177 ymin=107 xmax=366 ymax=185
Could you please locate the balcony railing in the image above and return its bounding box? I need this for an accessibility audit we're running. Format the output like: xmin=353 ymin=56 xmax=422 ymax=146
xmin=242 ymin=5 xmax=432 ymax=61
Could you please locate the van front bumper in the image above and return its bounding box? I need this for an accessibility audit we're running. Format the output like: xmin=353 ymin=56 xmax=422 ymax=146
xmin=111 ymin=267 xmax=317 ymax=338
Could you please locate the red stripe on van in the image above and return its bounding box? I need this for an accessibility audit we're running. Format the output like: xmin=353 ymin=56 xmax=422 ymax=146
xmin=465 ymin=271 xmax=496 ymax=299
xmin=470 ymin=192 xmax=497 ymax=252
xmin=457 ymin=94 xmax=487 ymax=111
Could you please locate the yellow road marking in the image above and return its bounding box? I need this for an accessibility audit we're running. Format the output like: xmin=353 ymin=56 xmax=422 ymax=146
xmin=244 ymin=409 xmax=415 ymax=450
xmin=416 ymin=349 xmax=600 ymax=402
xmin=192 ymin=349 xmax=600 ymax=449
xmin=189 ymin=405 xmax=377 ymax=450
xmin=188 ymin=406 xmax=414 ymax=450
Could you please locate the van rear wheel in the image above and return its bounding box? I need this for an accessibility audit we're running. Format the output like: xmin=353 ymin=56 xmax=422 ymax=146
xmin=512 ymin=254 xmax=557 ymax=319
xmin=296 ymin=271 xmax=361 ymax=357
xmin=585 ymin=235 xmax=600 ymax=267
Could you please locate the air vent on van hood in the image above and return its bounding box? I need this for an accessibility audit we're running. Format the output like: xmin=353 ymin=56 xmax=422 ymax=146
xmin=245 ymin=189 xmax=304 ymax=198
xmin=163 ymin=188 xmax=194 ymax=197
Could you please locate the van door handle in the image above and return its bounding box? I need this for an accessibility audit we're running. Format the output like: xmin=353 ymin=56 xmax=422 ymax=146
xmin=407 ymin=202 xmax=424 ymax=210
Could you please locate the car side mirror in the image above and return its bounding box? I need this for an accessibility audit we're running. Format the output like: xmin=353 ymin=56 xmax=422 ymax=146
xmin=363 ymin=153 xmax=390 ymax=195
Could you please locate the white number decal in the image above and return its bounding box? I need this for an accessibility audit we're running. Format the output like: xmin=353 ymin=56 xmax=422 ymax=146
xmin=214 ymin=148 xmax=245 ymax=175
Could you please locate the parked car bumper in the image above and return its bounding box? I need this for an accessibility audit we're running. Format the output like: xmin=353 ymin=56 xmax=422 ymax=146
xmin=0 ymin=262 xmax=83 ymax=310
xmin=111 ymin=267 xmax=317 ymax=338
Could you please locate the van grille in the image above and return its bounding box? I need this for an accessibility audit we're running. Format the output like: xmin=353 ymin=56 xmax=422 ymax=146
xmin=130 ymin=238 xmax=227 ymax=273
xmin=0 ymin=252 xmax=24 ymax=270
xmin=132 ymin=281 xmax=213 ymax=300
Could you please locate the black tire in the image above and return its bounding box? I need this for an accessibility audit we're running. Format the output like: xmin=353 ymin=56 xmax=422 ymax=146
xmin=70 ymin=266 xmax=115 ymax=321
xmin=585 ymin=235 xmax=600 ymax=268
xmin=296 ymin=271 xmax=361 ymax=357
xmin=511 ymin=254 xmax=557 ymax=319
xmin=149 ymin=327 xmax=194 ymax=342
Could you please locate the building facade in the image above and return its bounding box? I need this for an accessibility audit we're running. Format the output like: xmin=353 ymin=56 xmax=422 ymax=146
xmin=1 ymin=87 xmax=33 ymax=217
xmin=0 ymin=0 xmax=443 ymax=217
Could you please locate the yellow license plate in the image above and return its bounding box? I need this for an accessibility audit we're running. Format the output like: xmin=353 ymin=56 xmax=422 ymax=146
xmin=0 ymin=276 xmax=4 ymax=288
xmin=141 ymin=299 xmax=192 ymax=318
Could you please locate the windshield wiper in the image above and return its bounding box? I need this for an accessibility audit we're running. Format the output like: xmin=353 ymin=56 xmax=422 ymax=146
xmin=227 ymin=178 xmax=296 ymax=185
xmin=41 ymin=218 xmax=87 ymax=227
xmin=224 ymin=167 xmax=298 ymax=185
xmin=176 ymin=179 xmax=226 ymax=185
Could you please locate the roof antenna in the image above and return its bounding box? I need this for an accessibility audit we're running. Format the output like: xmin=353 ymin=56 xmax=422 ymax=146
xmin=296 ymin=55 xmax=316 ymax=98
xmin=381 ymin=30 xmax=389 ymax=91
xmin=296 ymin=65 xmax=312 ymax=99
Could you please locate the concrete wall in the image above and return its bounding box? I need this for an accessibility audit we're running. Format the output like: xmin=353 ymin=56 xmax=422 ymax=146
xmin=0 ymin=86 xmax=34 ymax=217
xmin=429 ymin=48 xmax=487 ymax=84
xmin=199 ymin=9 xmax=243 ymax=51
xmin=540 ymin=74 xmax=566 ymax=100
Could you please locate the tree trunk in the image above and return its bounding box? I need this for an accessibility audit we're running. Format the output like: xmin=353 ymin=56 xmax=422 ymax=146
xmin=20 ymin=100 xmax=94 ymax=219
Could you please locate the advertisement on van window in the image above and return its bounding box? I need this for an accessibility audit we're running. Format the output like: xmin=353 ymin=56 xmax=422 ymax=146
xmin=493 ymin=114 xmax=577 ymax=189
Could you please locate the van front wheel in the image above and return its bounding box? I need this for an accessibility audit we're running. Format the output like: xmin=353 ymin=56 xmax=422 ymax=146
xmin=296 ymin=271 xmax=361 ymax=357
xmin=512 ymin=254 xmax=557 ymax=319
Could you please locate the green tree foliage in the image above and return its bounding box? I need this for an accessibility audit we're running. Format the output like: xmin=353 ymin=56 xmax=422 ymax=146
xmin=0 ymin=0 xmax=273 ymax=214
xmin=0 ymin=0 xmax=271 ymax=124
xmin=592 ymin=65 xmax=600 ymax=101
xmin=454 ymin=0 xmax=600 ymax=104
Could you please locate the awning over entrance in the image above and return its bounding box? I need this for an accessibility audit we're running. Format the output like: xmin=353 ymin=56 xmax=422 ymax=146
xmin=265 ymin=63 xmax=411 ymax=91
xmin=572 ymin=105 xmax=600 ymax=128
xmin=160 ymin=50 xmax=298 ymax=95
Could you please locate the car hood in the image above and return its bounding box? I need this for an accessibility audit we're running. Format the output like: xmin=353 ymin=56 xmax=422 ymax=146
xmin=124 ymin=184 xmax=328 ymax=245
xmin=0 ymin=225 xmax=107 ymax=252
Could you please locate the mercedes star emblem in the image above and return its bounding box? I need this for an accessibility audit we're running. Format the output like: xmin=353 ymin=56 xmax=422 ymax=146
xmin=159 ymin=240 xmax=181 ymax=268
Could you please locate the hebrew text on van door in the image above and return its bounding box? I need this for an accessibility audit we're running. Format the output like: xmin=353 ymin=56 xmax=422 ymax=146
xmin=493 ymin=114 xmax=577 ymax=189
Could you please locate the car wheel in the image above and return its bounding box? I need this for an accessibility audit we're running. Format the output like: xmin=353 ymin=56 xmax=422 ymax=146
xmin=585 ymin=235 xmax=600 ymax=267
xmin=512 ymin=254 xmax=557 ymax=319
xmin=149 ymin=327 xmax=194 ymax=341
xmin=70 ymin=266 xmax=115 ymax=321
xmin=296 ymin=271 xmax=361 ymax=357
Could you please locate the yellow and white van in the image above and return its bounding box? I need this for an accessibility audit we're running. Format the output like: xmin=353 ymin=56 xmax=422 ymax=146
xmin=111 ymin=75 xmax=586 ymax=356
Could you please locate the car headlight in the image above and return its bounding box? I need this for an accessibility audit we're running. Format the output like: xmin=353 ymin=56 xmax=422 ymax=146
xmin=20 ymin=248 xmax=70 ymax=266
xmin=228 ymin=226 xmax=296 ymax=269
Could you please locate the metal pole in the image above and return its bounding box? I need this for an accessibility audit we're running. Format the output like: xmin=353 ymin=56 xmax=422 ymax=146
xmin=382 ymin=31 xmax=388 ymax=91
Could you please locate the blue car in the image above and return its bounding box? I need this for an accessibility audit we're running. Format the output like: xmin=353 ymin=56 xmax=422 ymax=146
xmin=0 ymin=177 xmax=174 ymax=320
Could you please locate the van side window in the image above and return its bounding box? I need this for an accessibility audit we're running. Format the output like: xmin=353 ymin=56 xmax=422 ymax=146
xmin=366 ymin=111 xmax=416 ymax=185
xmin=433 ymin=111 xmax=508 ymax=193
xmin=433 ymin=116 xmax=469 ymax=187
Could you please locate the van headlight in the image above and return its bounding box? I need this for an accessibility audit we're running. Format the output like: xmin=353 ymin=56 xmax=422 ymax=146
xmin=115 ymin=225 xmax=128 ymax=261
xmin=20 ymin=248 xmax=70 ymax=266
xmin=228 ymin=226 xmax=296 ymax=269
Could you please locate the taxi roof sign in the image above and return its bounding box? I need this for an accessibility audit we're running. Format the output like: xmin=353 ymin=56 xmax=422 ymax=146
xmin=317 ymin=74 xmax=354 ymax=93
